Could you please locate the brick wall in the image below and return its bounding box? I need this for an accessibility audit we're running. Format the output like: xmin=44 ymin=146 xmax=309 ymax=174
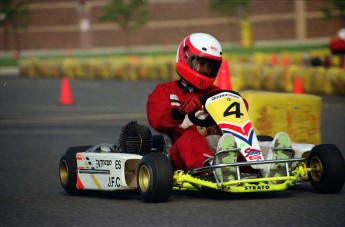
xmin=1 ymin=0 xmax=343 ymax=51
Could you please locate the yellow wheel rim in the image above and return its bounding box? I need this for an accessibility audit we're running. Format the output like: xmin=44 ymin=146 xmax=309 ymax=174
xmin=138 ymin=165 xmax=150 ymax=192
xmin=59 ymin=159 xmax=69 ymax=185
xmin=310 ymin=156 xmax=323 ymax=182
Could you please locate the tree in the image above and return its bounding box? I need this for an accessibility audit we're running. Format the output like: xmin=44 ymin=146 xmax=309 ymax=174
xmin=99 ymin=0 xmax=149 ymax=51
xmin=320 ymin=0 xmax=345 ymax=27
xmin=209 ymin=0 xmax=252 ymax=48
xmin=0 ymin=0 xmax=29 ymax=53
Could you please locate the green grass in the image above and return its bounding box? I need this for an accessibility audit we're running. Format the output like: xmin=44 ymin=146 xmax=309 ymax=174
xmin=0 ymin=57 xmax=19 ymax=67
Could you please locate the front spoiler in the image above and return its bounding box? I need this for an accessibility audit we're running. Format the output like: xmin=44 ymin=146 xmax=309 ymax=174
xmin=174 ymin=171 xmax=297 ymax=193
xmin=173 ymin=158 xmax=308 ymax=193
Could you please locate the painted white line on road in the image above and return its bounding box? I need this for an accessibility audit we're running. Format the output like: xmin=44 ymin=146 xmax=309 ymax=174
xmin=0 ymin=67 xmax=19 ymax=76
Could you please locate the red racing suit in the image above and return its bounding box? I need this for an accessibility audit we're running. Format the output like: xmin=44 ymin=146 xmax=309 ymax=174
xmin=147 ymin=80 xmax=220 ymax=170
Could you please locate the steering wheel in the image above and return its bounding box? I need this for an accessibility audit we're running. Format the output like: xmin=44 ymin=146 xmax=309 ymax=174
xmin=188 ymin=112 xmax=215 ymax=127
xmin=187 ymin=90 xmax=242 ymax=127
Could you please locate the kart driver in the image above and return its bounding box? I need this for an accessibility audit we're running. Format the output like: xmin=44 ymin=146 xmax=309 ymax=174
xmin=147 ymin=33 xmax=236 ymax=171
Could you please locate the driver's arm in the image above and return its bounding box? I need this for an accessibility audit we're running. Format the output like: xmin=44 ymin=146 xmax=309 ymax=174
xmin=171 ymin=95 xmax=201 ymax=119
xmin=147 ymin=84 xmax=186 ymax=133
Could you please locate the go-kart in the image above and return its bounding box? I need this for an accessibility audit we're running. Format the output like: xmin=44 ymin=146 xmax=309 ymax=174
xmin=59 ymin=90 xmax=345 ymax=203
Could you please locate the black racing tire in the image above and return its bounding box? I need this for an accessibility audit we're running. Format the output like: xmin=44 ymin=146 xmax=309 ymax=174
xmin=59 ymin=146 xmax=92 ymax=195
xmin=307 ymin=144 xmax=345 ymax=193
xmin=137 ymin=153 xmax=173 ymax=203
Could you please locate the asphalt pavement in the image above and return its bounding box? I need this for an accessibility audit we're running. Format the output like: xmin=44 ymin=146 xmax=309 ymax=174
xmin=0 ymin=75 xmax=344 ymax=227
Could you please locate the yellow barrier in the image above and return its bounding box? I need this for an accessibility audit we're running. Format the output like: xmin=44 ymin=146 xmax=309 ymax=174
xmin=19 ymin=55 xmax=345 ymax=95
xmin=241 ymin=91 xmax=321 ymax=144
xmin=327 ymin=67 xmax=345 ymax=94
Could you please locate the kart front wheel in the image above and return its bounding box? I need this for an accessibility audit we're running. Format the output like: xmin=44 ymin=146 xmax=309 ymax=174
xmin=137 ymin=153 xmax=173 ymax=203
xmin=59 ymin=146 xmax=92 ymax=195
xmin=307 ymin=144 xmax=345 ymax=193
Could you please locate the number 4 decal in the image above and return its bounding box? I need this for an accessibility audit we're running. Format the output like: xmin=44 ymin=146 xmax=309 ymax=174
xmin=223 ymin=102 xmax=243 ymax=118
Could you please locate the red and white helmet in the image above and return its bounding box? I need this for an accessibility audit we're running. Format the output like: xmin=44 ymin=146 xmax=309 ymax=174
xmin=338 ymin=28 xmax=345 ymax=40
xmin=176 ymin=33 xmax=223 ymax=90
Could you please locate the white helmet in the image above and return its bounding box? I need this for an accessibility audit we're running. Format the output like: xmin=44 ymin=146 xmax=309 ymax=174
xmin=338 ymin=28 xmax=345 ymax=40
xmin=176 ymin=33 xmax=223 ymax=90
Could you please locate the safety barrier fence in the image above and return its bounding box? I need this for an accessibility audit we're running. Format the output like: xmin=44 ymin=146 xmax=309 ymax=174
xmin=19 ymin=51 xmax=345 ymax=95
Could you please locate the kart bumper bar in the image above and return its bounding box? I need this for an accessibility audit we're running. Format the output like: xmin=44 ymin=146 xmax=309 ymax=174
xmin=174 ymin=172 xmax=298 ymax=193
xmin=188 ymin=157 xmax=305 ymax=174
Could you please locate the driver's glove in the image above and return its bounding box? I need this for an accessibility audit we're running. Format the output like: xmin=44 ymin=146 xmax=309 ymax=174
xmin=178 ymin=96 xmax=202 ymax=114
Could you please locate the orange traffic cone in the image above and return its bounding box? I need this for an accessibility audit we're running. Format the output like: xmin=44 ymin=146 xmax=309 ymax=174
xmin=281 ymin=55 xmax=290 ymax=67
xmin=271 ymin=53 xmax=278 ymax=65
xmin=216 ymin=60 xmax=232 ymax=90
xmin=293 ymin=77 xmax=303 ymax=94
xmin=59 ymin=77 xmax=74 ymax=105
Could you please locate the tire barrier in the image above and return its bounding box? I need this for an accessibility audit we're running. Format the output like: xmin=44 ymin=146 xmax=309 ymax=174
xmin=19 ymin=53 xmax=345 ymax=95
xmin=231 ymin=63 xmax=345 ymax=95
xmin=19 ymin=56 xmax=177 ymax=81
xmin=241 ymin=91 xmax=322 ymax=144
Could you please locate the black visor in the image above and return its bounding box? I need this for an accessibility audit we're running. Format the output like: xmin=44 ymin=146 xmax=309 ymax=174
xmin=189 ymin=56 xmax=221 ymax=78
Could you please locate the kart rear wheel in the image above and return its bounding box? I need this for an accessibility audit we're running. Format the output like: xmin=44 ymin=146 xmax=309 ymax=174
xmin=137 ymin=153 xmax=173 ymax=203
xmin=59 ymin=146 xmax=92 ymax=195
xmin=307 ymin=144 xmax=345 ymax=193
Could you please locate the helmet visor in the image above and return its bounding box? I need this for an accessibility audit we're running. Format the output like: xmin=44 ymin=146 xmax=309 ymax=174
xmin=189 ymin=56 xmax=221 ymax=78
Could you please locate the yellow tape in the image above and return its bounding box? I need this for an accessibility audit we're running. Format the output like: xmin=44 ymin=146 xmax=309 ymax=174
xmin=91 ymin=174 xmax=101 ymax=189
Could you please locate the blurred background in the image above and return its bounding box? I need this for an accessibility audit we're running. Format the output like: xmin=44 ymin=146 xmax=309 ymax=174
xmin=0 ymin=0 xmax=345 ymax=94
xmin=1 ymin=0 xmax=344 ymax=51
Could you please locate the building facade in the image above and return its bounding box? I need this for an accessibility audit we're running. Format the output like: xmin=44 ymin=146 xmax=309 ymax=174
xmin=1 ymin=0 xmax=344 ymax=51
